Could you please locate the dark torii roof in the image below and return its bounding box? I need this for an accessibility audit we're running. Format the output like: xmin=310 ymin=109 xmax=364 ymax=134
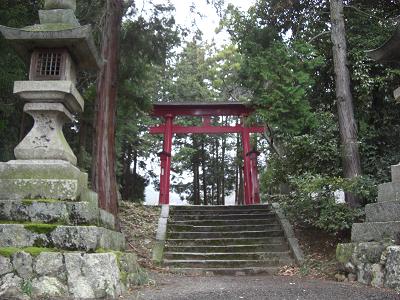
xmin=151 ymin=102 xmax=256 ymax=117
xmin=368 ymin=25 xmax=400 ymax=63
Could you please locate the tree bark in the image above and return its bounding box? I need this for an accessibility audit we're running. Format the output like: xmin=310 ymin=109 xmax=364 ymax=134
xmin=330 ymin=0 xmax=362 ymax=207
xmin=201 ymin=141 xmax=208 ymax=205
xmin=91 ymin=0 xmax=123 ymax=221
xmin=192 ymin=136 xmax=201 ymax=205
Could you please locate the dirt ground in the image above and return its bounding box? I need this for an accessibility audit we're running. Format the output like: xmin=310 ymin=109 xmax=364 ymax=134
xmin=127 ymin=273 xmax=400 ymax=300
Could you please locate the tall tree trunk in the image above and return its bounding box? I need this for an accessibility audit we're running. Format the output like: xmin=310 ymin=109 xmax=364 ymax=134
xmin=221 ymin=117 xmax=227 ymax=206
xmin=330 ymin=0 xmax=362 ymax=207
xmin=192 ymin=135 xmax=201 ymax=205
xmin=216 ymin=138 xmax=221 ymax=205
xmin=91 ymin=0 xmax=123 ymax=221
xmin=201 ymin=140 xmax=208 ymax=205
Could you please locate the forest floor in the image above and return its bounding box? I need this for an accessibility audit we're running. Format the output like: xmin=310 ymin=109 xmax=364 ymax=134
xmin=118 ymin=203 xmax=373 ymax=299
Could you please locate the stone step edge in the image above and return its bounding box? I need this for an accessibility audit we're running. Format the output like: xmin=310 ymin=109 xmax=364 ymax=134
xmin=168 ymin=230 xmax=283 ymax=235
xmin=169 ymin=218 xmax=277 ymax=223
xmin=170 ymin=209 xmax=273 ymax=214
xmin=169 ymin=267 xmax=279 ymax=275
xmin=169 ymin=224 xmax=278 ymax=228
xmin=167 ymin=237 xmax=286 ymax=242
xmin=171 ymin=213 xmax=275 ymax=217
xmin=164 ymin=259 xmax=291 ymax=263
xmin=164 ymin=251 xmax=291 ymax=256
xmin=165 ymin=243 xmax=289 ymax=249
xmin=171 ymin=205 xmax=271 ymax=208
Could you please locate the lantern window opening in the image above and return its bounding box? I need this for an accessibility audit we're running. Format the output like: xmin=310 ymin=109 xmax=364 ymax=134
xmin=30 ymin=48 xmax=68 ymax=80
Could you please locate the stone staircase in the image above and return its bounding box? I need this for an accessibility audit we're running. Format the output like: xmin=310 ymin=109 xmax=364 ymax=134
xmin=163 ymin=205 xmax=295 ymax=275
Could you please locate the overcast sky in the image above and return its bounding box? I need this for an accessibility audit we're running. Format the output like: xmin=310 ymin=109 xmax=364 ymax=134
xmin=135 ymin=0 xmax=255 ymax=47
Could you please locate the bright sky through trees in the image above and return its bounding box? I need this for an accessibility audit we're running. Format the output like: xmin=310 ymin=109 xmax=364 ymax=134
xmin=135 ymin=0 xmax=255 ymax=46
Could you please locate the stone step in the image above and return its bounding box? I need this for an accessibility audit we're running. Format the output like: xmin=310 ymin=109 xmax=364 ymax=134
xmin=0 ymin=224 xmax=125 ymax=251
xmin=351 ymin=221 xmax=400 ymax=242
xmin=171 ymin=208 xmax=272 ymax=216
xmin=163 ymin=258 xmax=293 ymax=268
xmin=168 ymin=224 xmax=281 ymax=232
xmin=168 ymin=230 xmax=285 ymax=239
xmin=171 ymin=214 xmax=276 ymax=221
xmin=378 ymin=182 xmax=400 ymax=202
xmin=170 ymin=267 xmax=279 ymax=275
xmin=0 ymin=200 xmax=115 ymax=229
xmin=164 ymin=251 xmax=292 ymax=260
xmin=171 ymin=205 xmax=271 ymax=211
xmin=165 ymin=243 xmax=290 ymax=253
xmin=169 ymin=218 xmax=278 ymax=226
xmin=167 ymin=237 xmax=287 ymax=246
xmin=365 ymin=201 xmax=400 ymax=222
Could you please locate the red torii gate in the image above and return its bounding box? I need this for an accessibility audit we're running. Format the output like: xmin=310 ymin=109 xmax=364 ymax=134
xmin=149 ymin=102 xmax=264 ymax=206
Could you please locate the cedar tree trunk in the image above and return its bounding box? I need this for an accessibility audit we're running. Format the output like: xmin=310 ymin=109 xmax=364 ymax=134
xmin=330 ymin=0 xmax=362 ymax=207
xmin=92 ymin=0 xmax=123 ymax=220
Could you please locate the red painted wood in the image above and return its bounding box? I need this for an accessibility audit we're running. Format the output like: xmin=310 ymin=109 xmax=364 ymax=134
xmin=151 ymin=103 xmax=255 ymax=117
xmin=149 ymin=124 xmax=265 ymax=135
xmin=241 ymin=123 xmax=253 ymax=205
xmin=159 ymin=115 xmax=174 ymax=205
xmin=151 ymin=103 xmax=264 ymax=206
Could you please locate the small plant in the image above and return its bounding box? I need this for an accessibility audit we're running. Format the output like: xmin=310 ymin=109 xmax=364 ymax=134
xmin=21 ymin=280 xmax=33 ymax=296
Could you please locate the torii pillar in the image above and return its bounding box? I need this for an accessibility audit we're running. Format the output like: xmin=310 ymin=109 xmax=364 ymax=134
xmin=159 ymin=114 xmax=174 ymax=205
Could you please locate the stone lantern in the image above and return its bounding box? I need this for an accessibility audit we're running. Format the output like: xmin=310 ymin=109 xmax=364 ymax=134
xmin=0 ymin=0 xmax=100 ymax=200
xmin=0 ymin=1 xmax=138 ymax=298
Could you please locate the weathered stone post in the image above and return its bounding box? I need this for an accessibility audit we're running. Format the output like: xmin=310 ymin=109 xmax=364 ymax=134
xmin=336 ymin=26 xmax=400 ymax=290
xmin=0 ymin=1 xmax=139 ymax=298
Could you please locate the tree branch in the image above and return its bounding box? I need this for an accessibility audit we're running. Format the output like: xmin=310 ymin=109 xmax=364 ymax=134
xmin=308 ymin=31 xmax=330 ymax=43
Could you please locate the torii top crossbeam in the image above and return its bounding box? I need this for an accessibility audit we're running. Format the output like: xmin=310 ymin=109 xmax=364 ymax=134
xmin=149 ymin=102 xmax=263 ymax=206
xmin=151 ymin=102 xmax=256 ymax=117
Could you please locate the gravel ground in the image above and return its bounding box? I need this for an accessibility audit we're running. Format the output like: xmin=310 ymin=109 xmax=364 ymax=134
xmin=130 ymin=274 xmax=400 ymax=300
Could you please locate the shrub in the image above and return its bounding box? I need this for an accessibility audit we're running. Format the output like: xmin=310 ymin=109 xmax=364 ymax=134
xmin=275 ymin=174 xmax=376 ymax=235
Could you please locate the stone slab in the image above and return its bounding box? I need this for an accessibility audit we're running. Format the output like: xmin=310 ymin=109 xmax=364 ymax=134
xmin=45 ymin=0 xmax=76 ymax=11
xmin=378 ymin=182 xmax=400 ymax=202
xmin=0 ymin=25 xmax=101 ymax=70
xmin=0 ymin=224 xmax=125 ymax=251
xmin=39 ymin=9 xmax=79 ymax=25
xmin=0 ymin=200 xmax=114 ymax=228
xmin=0 ymin=160 xmax=88 ymax=201
xmin=0 ymin=251 xmax=140 ymax=299
xmin=366 ymin=201 xmax=400 ymax=222
xmin=0 ymin=178 xmax=80 ymax=201
xmin=385 ymin=246 xmax=400 ymax=290
xmin=394 ymin=87 xmax=400 ymax=103
xmin=391 ymin=164 xmax=400 ymax=182
xmin=14 ymin=81 xmax=84 ymax=114
xmin=351 ymin=221 xmax=400 ymax=242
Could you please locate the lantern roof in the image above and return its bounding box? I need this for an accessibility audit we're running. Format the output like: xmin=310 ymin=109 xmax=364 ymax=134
xmin=0 ymin=24 xmax=101 ymax=70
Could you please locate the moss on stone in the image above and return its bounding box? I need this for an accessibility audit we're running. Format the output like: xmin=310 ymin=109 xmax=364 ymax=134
xmin=23 ymin=23 xmax=78 ymax=32
xmin=24 ymin=223 xmax=58 ymax=234
xmin=0 ymin=247 xmax=20 ymax=257
xmin=0 ymin=247 xmax=57 ymax=257
xmin=336 ymin=243 xmax=356 ymax=264
xmin=22 ymin=199 xmax=61 ymax=205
